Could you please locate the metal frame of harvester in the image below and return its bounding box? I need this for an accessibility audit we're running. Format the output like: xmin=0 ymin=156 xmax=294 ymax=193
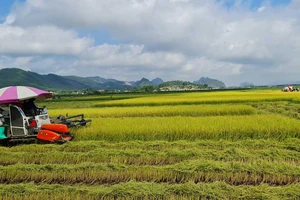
xmin=52 ymin=114 xmax=92 ymax=128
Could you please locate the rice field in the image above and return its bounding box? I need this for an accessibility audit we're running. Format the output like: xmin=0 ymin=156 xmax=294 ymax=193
xmin=1 ymin=89 xmax=300 ymax=199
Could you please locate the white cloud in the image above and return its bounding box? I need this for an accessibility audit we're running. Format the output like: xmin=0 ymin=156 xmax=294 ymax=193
xmin=257 ymin=6 xmax=266 ymax=12
xmin=13 ymin=57 xmax=33 ymax=66
xmin=0 ymin=0 xmax=299 ymax=85
xmin=0 ymin=25 xmax=93 ymax=55
xmin=76 ymin=44 xmax=185 ymax=70
xmin=208 ymin=18 xmax=298 ymax=65
xmin=182 ymin=57 xmax=242 ymax=75
xmin=0 ymin=55 xmax=73 ymax=74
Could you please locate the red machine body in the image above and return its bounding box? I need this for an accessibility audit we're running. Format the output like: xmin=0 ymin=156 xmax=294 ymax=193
xmin=37 ymin=130 xmax=62 ymax=142
xmin=37 ymin=124 xmax=73 ymax=143
xmin=41 ymin=124 xmax=69 ymax=133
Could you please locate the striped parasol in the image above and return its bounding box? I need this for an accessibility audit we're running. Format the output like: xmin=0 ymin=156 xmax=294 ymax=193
xmin=0 ymin=86 xmax=53 ymax=104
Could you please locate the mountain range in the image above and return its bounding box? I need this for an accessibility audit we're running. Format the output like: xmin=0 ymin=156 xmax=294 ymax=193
xmin=0 ymin=68 xmax=226 ymax=90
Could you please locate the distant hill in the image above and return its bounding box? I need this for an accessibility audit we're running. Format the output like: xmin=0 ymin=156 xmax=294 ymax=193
xmin=63 ymin=76 xmax=101 ymax=89
xmin=135 ymin=78 xmax=153 ymax=86
xmin=0 ymin=68 xmax=87 ymax=90
xmin=86 ymin=76 xmax=120 ymax=84
xmin=0 ymin=68 xmax=132 ymax=90
xmin=193 ymin=77 xmax=226 ymax=88
xmin=158 ymin=80 xmax=207 ymax=91
xmin=130 ymin=77 xmax=164 ymax=87
xmin=64 ymin=76 xmax=131 ymax=90
xmin=159 ymin=80 xmax=191 ymax=87
xmin=151 ymin=78 xmax=164 ymax=85
xmin=0 ymin=68 xmax=226 ymax=91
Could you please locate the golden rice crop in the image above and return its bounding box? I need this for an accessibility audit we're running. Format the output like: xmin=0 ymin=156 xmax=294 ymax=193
xmin=0 ymin=160 xmax=299 ymax=185
xmin=4 ymin=90 xmax=300 ymax=199
xmin=40 ymin=94 xmax=147 ymax=109
xmin=72 ymin=114 xmax=300 ymax=141
xmin=48 ymin=104 xmax=256 ymax=118
xmin=0 ymin=182 xmax=299 ymax=200
xmin=0 ymin=139 xmax=298 ymax=152
xmin=0 ymin=146 xmax=298 ymax=166
xmin=0 ymin=139 xmax=298 ymax=167
xmin=94 ymin=91 xmax=298 ymax=107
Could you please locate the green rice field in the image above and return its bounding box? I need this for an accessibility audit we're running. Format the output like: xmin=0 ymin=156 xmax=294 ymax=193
xmin=1 ymin=89 xmax=300 ymax=199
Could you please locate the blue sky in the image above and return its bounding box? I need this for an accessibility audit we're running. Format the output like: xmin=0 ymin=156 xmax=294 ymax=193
xmin=0 ymin=0 xmax=11 ymax=22
xmin=1 ymin=0 xmax=28 ymax=23
xmin=221 ymin=0 xmax=291 ymax=8
xmin=0 ymin=0 xmax=298 ymax=86
xmin=78 ymin=29 xmax=117 ymax=46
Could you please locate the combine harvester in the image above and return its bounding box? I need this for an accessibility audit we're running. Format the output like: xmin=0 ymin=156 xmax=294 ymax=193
xmin=0 ymin=86 xmax=91 ymax=144
xmin=282 ymin=84 xmax=299 ymax=92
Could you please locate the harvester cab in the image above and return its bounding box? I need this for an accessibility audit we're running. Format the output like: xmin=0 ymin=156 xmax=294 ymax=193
xmin=9 ymin=105 xmax=35 ymax=138
xmin=0 ymin=103 xmax=74 ymax=144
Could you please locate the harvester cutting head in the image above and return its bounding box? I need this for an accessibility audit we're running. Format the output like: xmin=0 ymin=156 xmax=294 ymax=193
xmin=52 ymin=114 xmax=92 ymax=128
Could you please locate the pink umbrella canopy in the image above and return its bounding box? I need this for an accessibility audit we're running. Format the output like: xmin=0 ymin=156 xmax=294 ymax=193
xmin=0 ymin=86 xmax=53 ymax=104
